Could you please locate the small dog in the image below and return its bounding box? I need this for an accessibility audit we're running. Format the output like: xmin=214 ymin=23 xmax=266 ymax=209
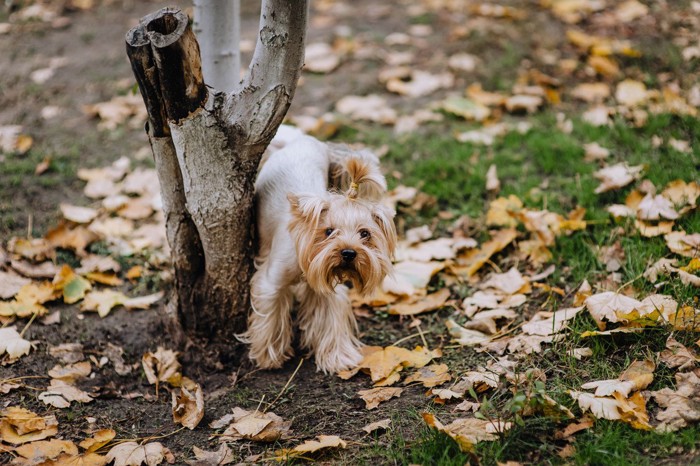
xmin=241 ymin=129 xmax=396 ymax=373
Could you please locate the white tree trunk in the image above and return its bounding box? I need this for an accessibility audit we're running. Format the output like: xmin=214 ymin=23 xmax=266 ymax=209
xmin=193 ymin=0 xmax=241 ymax=92
xmin=126 ymin=2 xmax=307 ymax=344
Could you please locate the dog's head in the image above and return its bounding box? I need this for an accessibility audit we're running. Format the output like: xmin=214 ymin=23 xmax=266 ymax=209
xmin=288 ymin=193 xmax=396 ymax=295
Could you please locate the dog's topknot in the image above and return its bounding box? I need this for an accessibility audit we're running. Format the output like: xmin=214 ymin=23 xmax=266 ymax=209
xmin=326 ymin=144 xmax=386 ymax=201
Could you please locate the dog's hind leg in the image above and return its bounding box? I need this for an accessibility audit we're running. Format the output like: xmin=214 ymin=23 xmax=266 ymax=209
xmin=242 ymin=264 xmax=295 ymax=369
xmin=296 ymin=283 xmax=363 ymax=373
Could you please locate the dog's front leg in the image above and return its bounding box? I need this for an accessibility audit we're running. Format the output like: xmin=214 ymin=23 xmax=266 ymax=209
xmin=296 ymin=284 xmax=363 ymax=373
xmin=243 ymin=265 xmax=295 ymax=369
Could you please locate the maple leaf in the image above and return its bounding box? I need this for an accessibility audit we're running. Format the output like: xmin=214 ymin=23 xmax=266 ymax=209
xmin=581 ymin=360 xmax=655 ymax=398
xmin=0 ymin=407 xmax=58 ymax=445
xmin=353 ymin=345 xmax=442 ymax=385
xmin=172 ymin=383 xmax=204 ymax=430
xmin=105 ymin=441 xmax=174 ymax=466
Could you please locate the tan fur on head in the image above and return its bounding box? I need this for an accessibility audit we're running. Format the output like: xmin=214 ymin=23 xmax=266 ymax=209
xmin=289 ymin=194 xmax=394 ymax=296
xmin=328 ymin=145 xmax=387 ymax=201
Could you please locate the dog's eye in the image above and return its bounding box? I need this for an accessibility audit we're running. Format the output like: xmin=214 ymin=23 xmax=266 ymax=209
xmin=325 ymin=228 xmax=334 ymax=237
xmin=359 ymin=229 xmax=370 ymax=239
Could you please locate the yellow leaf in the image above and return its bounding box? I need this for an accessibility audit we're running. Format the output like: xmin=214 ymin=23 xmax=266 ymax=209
xmin=53 ymin=265 xmax=92 ymax=304
xmin=79 ymin=429 xmax=116 ymax=453
xmin=453 ymin=228 xmax=518 ymax=277
xmin=0 ymin=407 xmax=58 ymax=445
xmin=486 ymin=195 xmax=523 ymax=227
xmin=85 ymin=272 xmax=123 ymax=286
xmin=14 ymin=439 xmax=78 ymax=463
xmin=403 ymin=363 xmax=452 ymax=388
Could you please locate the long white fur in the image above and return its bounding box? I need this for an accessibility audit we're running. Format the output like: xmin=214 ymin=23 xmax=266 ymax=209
xmin=241 ymin=130 xmax=395 ymax=373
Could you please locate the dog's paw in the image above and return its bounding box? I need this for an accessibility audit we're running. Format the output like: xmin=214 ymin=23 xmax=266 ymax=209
xmin=314 ymin=343 xmax=363 ymax=374
xmin=248 ymin=342 xmax=293 ymax=370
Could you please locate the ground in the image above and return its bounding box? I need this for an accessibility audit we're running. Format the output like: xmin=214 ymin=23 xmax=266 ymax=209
xmin=1 ymin=0 xmax=700 ymax=465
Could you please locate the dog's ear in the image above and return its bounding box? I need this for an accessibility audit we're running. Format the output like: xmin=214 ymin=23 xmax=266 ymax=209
xmin=372 ymin=204 xmax=397 ymax=253
xmin=288 ymin=193 xmax=328 ymax=227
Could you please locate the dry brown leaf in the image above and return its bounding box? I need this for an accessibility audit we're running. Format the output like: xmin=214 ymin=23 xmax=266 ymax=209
xmin=446 ymin=318 xmax=491 ymax=346
xmin=0 ymin=326 xmax=32 ymax=362
xmin=403 ymin=363 xmax=452 ymax=388
xmin=218 ymin=407 xmax=291 ymax=442
xmin=277 ymin=435 xmax=347 ymax=459
xmin=482 ymin=267 xmax=529 ymax=295
xmin=584 ymin=291 xmax=642 ymax=329
xmin=48 ymin=361 xmax=92 ymax=384
xmin=422 ymin=413 xmax=511 ymax=452
xmin=355 ymin=345 xmax=442 ymax=384
xmin=79 ymin=428 xmax=116 ymax=452
xmin=571 ymin=83 xmax=610 ymax=103
xmin=0 ymin=407 xmax=58 ymax=445
xmin=593 ymin=163 xmax=644 ymax=193
xmin=13 ymin=438 xmax=79 ymax=463
xmin=665 ymin=231 xmax=700 ymax=258
xmin=660 ymin=336 xmax=698 ymax=371
xmin=7 ymin=237 xmax=55 ymax=262
xmin=142 ymin=347 xmax=182 ymax=389
xmin=358 ymin=387 xmax=404 ymax=409
xmin=335 ymin=95 xmax=397 ymax=124
xmin=581 ymin=360 xmax=655 ymax=398
xmin=105 ymin=441 xmax=174 ymax=466
xmin=464 ymin=309 xmax=517 ymax=335
xmin=304 ymin=42 xmax=340 ymax=73
xmin=187 ymin=444 xmax=234 ymax=466
xmin=386 ymin=70 xmax=453 ymax=98
xmin=637 ymin=193 xmax=679 ymax=221
xmin=382 ymin=261 xmax=444 ymax=296
xmin=46 ymin=223 xmax=99 ymax=256
xmin=60 ymin=204 xmax=99 ymax=224
xmin=388 ymin=288 xmax=450 ymax=316
xmin=0 ymin=271 xmax=31 ymax=299
xmin=522 ymin=307 xmax=584 ymax=336
xmin=362 ymin=419 xmax=391 ymax=434
xmin=452 ymin=229 xmax=518 ymax=278
xmin=39 ymin=379 xmax=93 ymax=408
xmin=652 ymin=369 xmax=700 ymax=432
xmin=172 ymin=383 xmax=204 ymax=429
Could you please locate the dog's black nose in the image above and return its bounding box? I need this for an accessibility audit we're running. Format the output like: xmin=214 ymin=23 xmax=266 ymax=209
xmin=341 ymin=249 xmax=357 ymax=262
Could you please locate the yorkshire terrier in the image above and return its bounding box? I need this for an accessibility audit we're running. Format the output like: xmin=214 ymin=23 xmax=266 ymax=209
xmin=241 ymin=128 xmax=396 ymax=373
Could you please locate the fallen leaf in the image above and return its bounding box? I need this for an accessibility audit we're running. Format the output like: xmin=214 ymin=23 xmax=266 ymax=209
xmin=388 ymin=289 xmax=450 ymax=316
xmin=362 ymin=419 xmax=391 ymax=434
xmin=386 ymin=70 xmax=454 ymax=98
xmin=522 ymin=307 xmax=584 ymax=336
xmin=446 ymin=319 xmax=491 ymax=346
xmin=403 ymin=364 xmax=452 ymax=388
xmin=278 ymin=435 xmax=347 ymax=458
xmin=39 ymin=379 xmax=93 ymax=408
xmin=48 ymin=361 xmax=92 ymax=384
xmin=304 ymin=42 xmax=341 ymax=73
xmin=581 ymin=360 xmax=655 ymax=398
xmin=53 ymin=265 xmax=92 ymax=304
xmin=0 ymin=327 xmax=32 ymax=362
xmin=422 ymin=412 xmax=511 ymax=452
xmin=13 ymin=439 xmax=79 ymax=463
xmin=485 ymin=164 xmax=500 ymax=192
xmin=584 ymin=291 xmax=641 ymax=329
xmin=105 ymin=441 xmax=174 ymax=466
xmin=335 ymin=95 xmax=397 ymax=124
xmin=187 ymin=444 xmax=234 ymax=466
xmin=660 ymin=336 xmax=698 ymax=371
xmin=142 ymin=347 xmax=182 ymax=389
xmin=172 ymin=383 xmax=204 ymax=429
xmin=219 ymin=407 xmax=291 ymax=442
xmin=482 ymin=267 xmax=529 ymax=295
xmin=0 ymin=407 xmax=58 ymax=445
xmin=60 ymin=204 xmax=99 ymax=224
xmin=358 ymin=387 xmax=404 ymax=409
xmin=0 ymin=271 xmax=31 ymax=299
xmin=355 ymin=345 xmax=442 ymax=384
xmin=452 ymin=229 xmax=518 ymax=277
xmin=79 ymin=429 xmax=117 ymax=452
xmin=652 ymin=370 xmax=700 ymax=432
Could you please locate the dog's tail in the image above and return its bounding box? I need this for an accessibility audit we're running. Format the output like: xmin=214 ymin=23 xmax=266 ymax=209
xmin=328 ymin=144 xmax=387 ymax=201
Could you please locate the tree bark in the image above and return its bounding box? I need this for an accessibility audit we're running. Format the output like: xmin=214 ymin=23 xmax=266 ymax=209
xmin=193 ymin=0 xmax=241 ymax=93
xmin=125 ymin=2 xmax=307 ymax=344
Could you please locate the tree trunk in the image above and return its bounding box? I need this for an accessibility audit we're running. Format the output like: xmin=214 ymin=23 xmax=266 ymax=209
xmin=125 ymin=3 xmax=307 ymax=344
xmin=193 ymin=0 xmax=241 ymax=93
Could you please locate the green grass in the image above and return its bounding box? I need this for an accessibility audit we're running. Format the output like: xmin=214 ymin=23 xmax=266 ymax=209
xmin=331 ymin=110 xmax=700 ymax=465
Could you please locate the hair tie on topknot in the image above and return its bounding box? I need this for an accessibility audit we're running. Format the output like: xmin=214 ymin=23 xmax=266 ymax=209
xmin=347 ymin=182 xmax=359 ymax=199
